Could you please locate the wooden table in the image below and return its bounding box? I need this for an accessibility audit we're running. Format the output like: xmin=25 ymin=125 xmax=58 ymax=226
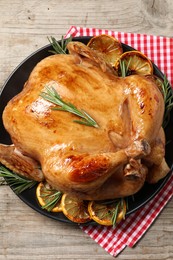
xmin=0 ymin=0 xmax=173 ymax=259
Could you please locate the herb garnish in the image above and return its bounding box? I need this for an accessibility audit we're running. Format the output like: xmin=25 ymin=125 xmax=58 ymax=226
xmin=119 ymin=59 xmax=132 ymax=77
xmin=111 ymin=199 xmax=124 ymax=227
xmin=40 ymin=186 xmax=62 ymax=212
xmin=161 ymin=75 xmax=173 ymax=128
xmin=48 ymin=35 xmax=72 ymax=55
xmin=40 ymin=86 xmax=99 ymax=128
xmin=0 ymin=165 xmax=37 ymax=194
xmin=100 ymin=198 xmax=126 ymax=227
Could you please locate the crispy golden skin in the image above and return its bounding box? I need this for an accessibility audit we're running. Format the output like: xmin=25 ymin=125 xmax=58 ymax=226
xmin=0 ymin=42 xmax=170 ymax=200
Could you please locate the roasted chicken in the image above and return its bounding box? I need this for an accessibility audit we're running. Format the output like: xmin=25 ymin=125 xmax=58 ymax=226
xmin=0 ymin=41 xmax=170 ymax=200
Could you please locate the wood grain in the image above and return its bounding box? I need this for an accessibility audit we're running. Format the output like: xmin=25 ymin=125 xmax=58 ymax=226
xmin=0 ymin=0 xmax=173 ymax=259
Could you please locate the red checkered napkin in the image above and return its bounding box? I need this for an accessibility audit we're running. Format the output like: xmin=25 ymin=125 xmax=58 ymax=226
xmin=65 ymin=26 xmax=173 ymax=257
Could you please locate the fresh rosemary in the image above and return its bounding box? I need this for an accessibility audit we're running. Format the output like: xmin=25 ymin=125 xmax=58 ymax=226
xmin=99 ymin=198 xmax=126 ymax=227
xmin=111 ymin=198 xmax=126 ymax=227
xmin=40 ymin=187 xmax=62 ymax=212
xmin=119 ymin=59 xmax=132 ymax=77
xmin=161 ymin=75 xmax=173 ymax=128
xmin=48 ymin=35 xmax=72 ymax=55
xmin=111 ymin=202 xmax=121 ymax=227
xmin=0 ymin=165 xmax=37 ymax=194
xmin=40 ymin=86 xmax=99 ymax=128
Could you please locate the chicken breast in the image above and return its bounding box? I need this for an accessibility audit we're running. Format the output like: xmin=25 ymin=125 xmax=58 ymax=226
xmin=0 ymin=41 xmax=170 ymax=200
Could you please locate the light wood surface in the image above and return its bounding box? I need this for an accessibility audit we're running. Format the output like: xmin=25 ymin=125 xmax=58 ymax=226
xmin=0 ymin=0 xmax=173 ymax=259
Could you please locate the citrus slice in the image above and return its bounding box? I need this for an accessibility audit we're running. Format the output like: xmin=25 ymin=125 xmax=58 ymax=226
xmin=88 ymin=199 xmax=126 ymax=226
xmin=36 ymin=182 xmax=62 ymax=212
xmin=115 ymin=50 xmax=153 ymax=76
xmin=87 ymin=34 xmax=123 ymax=66
xmin=61 ymin=194 xmax=91 ymax=223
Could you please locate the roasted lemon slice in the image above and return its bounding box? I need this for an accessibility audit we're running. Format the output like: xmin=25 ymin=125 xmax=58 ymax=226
xmin=87 ymin=34 xmax=123 ymax=66
xmin=88 ymin=199 xmax=126 ymax=226
xmin=61 ymin=194 xmax=91 ymax=223
xmin=115 ymin=50 xmax=153 ymax=76
xmin=36 ymin=182 xmax=62 ymax=212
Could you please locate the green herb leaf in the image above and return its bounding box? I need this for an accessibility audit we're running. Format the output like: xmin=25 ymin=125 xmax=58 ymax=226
xmin=111 ymin=198 xmax=126 ymax=227
xmin=0 ymin=165 xmax=37 ymax=194
xmin=119 ymin=58 xmax=132 ymax=77
xmin=111 ymin=201 xmax=120 ymax=227
xmin=99 ymin=198 xmax=127 ymax=227
xmin=48 ymin=35 xmax=72 ymax=55
xmin=40 ymin=86 xmax=99 ymax=128
xmin=41 ymin=189 xmax=62 ymax=212
xmin=161 ymin=75 xmax=173 ymax=128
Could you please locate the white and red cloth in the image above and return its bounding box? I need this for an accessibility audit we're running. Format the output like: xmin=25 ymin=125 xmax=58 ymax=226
xmin=65 ymin=26 xmax=173 ymax=257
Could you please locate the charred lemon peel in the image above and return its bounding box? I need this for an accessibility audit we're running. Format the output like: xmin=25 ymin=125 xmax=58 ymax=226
xmin=115 ymin=50 xmax=153 ymax=77
xmin=87 ymin=34 xmax=123 ymax=66
xmin=61 ymin=194 xmax=91 ymax=224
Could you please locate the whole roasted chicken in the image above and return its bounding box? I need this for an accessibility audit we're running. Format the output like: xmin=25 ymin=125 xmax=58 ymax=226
xmin=0 ymin=41 xmax=170 ymax=200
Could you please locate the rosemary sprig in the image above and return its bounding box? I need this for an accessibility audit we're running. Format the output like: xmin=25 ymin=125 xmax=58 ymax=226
xmin=111 ymin=201 xmax=121 ymax=227
xmin=111 ymin=198 xmax=126 ymax=227
xmin=99 ymin=198 xmax=126 ymax=227
xmin=161 ymin=75 xmax=173 ymax=128
xmin=41 ymin=189 xmax=62 ymax=212
xmin=0 ymin=165 xmax=37 ymax=194
xmin=48 ymin=35 xmax=72 ymax=55
xmin=40 ymin=86 xmax=99 ymax=128
xmin=119 ymin=58 xmax=132 ymax=77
